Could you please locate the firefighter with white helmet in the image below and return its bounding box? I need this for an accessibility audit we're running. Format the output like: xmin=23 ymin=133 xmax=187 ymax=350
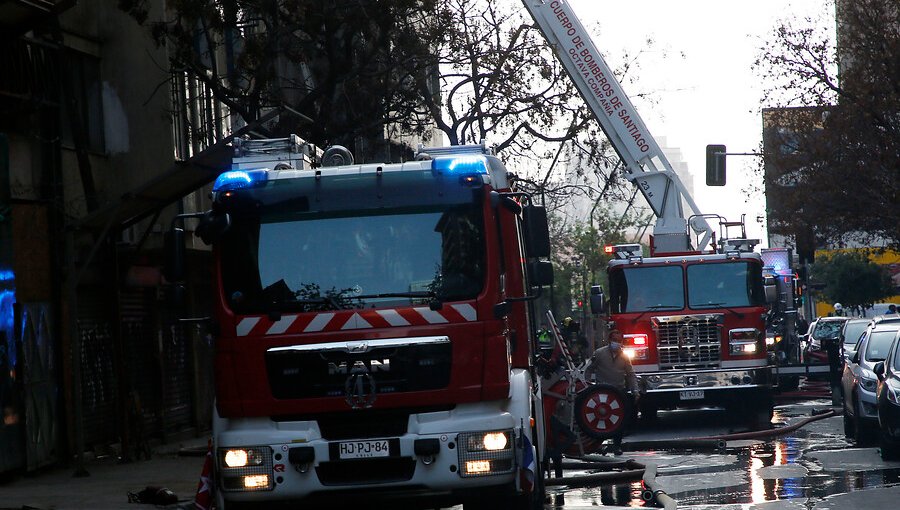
xmin=833 ymin=303 xmax=844 ymax=317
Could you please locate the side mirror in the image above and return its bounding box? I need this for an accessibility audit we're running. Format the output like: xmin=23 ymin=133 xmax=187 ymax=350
xmin=164 ymin=227 xmax=185 ymax=282
xmin=196 ymin=211 xmax=231 ymax=245
xmin=527 ymin=260 xmax=554 ymax=287
xmin=705 ymin=144 xmax=726 ymax=186
xmin=589 ymin=285 xmax=606 ymax=315
xmin=522 ymin=205 xmax=551 ymax=259
xmin=763 ymin=276 xmax=778 ymax=304
xmin=874 ymin=361 xmax=885 ymax=378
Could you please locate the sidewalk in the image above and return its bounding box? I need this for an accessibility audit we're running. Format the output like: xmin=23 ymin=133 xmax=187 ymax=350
xmin=0 ymin=437 xmax=210 ymax=510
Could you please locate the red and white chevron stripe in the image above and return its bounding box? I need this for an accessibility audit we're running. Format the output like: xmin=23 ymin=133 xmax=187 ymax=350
xmin=234 ymin=303 xmax=478 ymax=337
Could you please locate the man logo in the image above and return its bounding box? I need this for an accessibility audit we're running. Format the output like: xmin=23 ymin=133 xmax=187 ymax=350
xmin=345 ymin=367 xmax=377 ymax=409
xmin=328 ymin=359 xmax=391 ymax=376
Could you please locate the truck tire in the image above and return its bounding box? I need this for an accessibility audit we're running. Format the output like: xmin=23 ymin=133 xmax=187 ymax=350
xmin=574 ymin=384 xmax=632 ymax=440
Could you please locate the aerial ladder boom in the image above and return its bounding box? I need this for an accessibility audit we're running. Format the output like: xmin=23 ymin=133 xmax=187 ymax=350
xmin=522 ymin=0 xmax=714 ymax=253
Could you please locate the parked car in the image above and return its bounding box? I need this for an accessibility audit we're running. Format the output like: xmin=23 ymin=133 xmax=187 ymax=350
xmin=803 ymin=316 xmax=849 ymax=379
xmin=873 ymin=329 xmax=900 ymax=460
xmin=841 ymin=322 xmax=900 ymax=444
xmin=841 ymin=318 xmax=873 ymax=363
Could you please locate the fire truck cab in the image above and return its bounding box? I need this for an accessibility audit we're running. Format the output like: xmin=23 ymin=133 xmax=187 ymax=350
xmin=174 ymin=137 xmax=552 ymax=509
xmin=600 ymin=241 xmax=776 ymax=426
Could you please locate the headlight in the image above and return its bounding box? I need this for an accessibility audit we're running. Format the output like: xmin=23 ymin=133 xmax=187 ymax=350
xmin=224 ymin=448 xmax=265 ymax=468
xmin=624 ymin=347 xmax=649 ymax=360
xmin=887 ymin=385 xmax=900 ymax=405
xmin=465 ymin=431 xmax=511 ymax=452
xmin=729 ymin=329 xmax=760 ymax=356
xmin=860 ymin=376 xmax=878 ymax=393
xmin=730 ymin=342 xmax=758 ymax=355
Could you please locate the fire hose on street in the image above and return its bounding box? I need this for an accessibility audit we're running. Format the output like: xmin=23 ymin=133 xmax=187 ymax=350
xmin=543 ymin=404 xmax=837 ymax=508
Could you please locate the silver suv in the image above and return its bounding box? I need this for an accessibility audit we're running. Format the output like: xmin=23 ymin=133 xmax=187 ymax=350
xmin=841 ymin=321 xmax=900 ymax=445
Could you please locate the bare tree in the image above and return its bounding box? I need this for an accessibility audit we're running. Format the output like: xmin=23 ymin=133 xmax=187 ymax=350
xmin=756 ymin=0 xmax=899 ymax=249
xmin=120 ymin=0 xmax=451 ymax=160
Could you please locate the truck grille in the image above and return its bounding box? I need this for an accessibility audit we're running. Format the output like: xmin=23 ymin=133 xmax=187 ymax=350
xmin=265 ymin=337 xmax=452 ymax=400
xmin=652 ymin=314 xmax=723 ymax=370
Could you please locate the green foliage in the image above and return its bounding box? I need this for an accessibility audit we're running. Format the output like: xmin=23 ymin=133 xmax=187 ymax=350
xmin=545 ymin=206 xmax=646 ymax=321
xmin=812 ymin=251 xmax=893 ymax=309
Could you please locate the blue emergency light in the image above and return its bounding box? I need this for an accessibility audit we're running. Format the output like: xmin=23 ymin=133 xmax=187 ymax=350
xmin=431 ymin=155 xmax=489 ymax=176
xmin=213 ymin=169 xmax=269 ymax=192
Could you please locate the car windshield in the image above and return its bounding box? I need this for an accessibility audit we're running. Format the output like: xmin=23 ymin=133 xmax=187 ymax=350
xmin=608 ymin=266 xmax=684 ymax=313
xmin=812 ymin=320 xmax=845 ymax=341
xmin=865 ymin=329 xmax=900 ymax=362
xmin=686 ymin=261 xmax=766 ymax=308
xmin=843 ymin=321 xmax=870 ymax=346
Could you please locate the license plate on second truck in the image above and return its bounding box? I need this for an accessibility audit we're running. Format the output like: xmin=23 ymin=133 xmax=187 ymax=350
xmin=679 ymin=389 xmax=704 ymax=400
xmin=336 ymin=440 xmax=391 ymax=460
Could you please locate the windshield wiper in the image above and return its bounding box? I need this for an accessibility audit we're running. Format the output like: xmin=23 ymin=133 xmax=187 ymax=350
xmin=700 ymin=302 xmax=746 ymax=319
xmin=631 ymin=304 xmax=681 ymax=323
xmin=349 ymin=291 xmax=443 ymax=310
xmin=351 ymin=291 xmax=435 ymax=299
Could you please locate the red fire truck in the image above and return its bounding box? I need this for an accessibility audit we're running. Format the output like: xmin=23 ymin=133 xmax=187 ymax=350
xmin=173 ymin=137 xmax=552 ymax=509
xmin=599 ymin=241 xmax=776 ymax=426
xmin=524 ymin=0 xmax=777 ymax=426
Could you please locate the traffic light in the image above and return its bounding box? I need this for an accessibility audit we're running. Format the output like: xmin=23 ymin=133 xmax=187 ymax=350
xmin=705 ymin=144 xmax=726 ymax=186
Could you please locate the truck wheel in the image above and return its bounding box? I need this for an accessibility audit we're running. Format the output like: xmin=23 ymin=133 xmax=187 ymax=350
xmin=574 ymin=384 xmax=632 ymax=440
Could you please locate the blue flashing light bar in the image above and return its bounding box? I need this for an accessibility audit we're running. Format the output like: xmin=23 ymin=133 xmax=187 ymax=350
xmin=0 ymin=269 xmax=13 ymax=283
xmin=213 ymin=169 xmax=269 ymax=192
xmin=431 ymin=156 xmax=489 ymax=176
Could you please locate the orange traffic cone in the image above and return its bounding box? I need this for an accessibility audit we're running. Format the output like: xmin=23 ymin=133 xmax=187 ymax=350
xmin=194 ymin=439 xmax=214 ymax=510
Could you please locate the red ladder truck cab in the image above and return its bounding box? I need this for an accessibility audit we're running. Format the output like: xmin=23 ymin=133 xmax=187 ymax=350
xmin=173 ymin=137 xmax=552 ymax=509
xmin=596 ymin=240 xmax=778 ymax=426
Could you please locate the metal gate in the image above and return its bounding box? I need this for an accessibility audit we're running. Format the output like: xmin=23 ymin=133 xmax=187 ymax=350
xmin=20 ymin=303 xmax=58 ymax=471
xmin=77 ymin=289 xmax=118 ymax=449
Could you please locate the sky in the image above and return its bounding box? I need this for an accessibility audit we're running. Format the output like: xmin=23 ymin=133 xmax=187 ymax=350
xmin=565 ymin=0 xmax=835 ymax=247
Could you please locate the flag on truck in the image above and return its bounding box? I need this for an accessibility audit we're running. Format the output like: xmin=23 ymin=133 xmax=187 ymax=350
xmin=194 ymin=439 xmax=214 ymax=510
xmin=520 ymin=434 xmax=536 ymax=493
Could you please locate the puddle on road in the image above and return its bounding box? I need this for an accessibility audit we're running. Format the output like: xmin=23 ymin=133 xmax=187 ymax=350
xmin=559 ymin=406 xmax=900 ymax=507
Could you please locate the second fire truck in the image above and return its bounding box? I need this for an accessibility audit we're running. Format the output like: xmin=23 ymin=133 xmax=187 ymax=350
xmin=524 ymin=0 xmax=777 ymax=426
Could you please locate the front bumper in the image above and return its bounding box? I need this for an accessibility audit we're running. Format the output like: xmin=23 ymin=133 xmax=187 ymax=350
xmin=853 ymin=385 xmax=880 ymax=420
xmin=638 ymin=366 xmax=772 ymax=408
xmin=213 ymin=401 xmax=526 ymax=506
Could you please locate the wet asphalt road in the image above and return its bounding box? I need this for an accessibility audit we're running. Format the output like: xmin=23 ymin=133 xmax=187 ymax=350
xmin=540 ymin=397 xmax=900 ymax=509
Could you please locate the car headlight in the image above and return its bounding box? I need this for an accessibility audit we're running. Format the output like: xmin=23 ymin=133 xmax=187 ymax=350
xmin=860 ymin=376 xmax=878 ymax=393
xmin=887 ymin=385 xmax=900 ymax=405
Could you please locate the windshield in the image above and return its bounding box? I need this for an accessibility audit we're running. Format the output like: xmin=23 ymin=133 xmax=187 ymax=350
xmin=843 ymin=321 xmax=870 ymax=346
xmin=812 ymin=320 xmax=845 ymax=341
xmin=686 ymin=261 xmax=765 ymax=308
xmin=609 ymin=266 xmax=684 ymax=313
xmin=219 ymin=201 xmax=485 ymax=313
xmin=864 ymin=329 xmax=900 ymax=362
